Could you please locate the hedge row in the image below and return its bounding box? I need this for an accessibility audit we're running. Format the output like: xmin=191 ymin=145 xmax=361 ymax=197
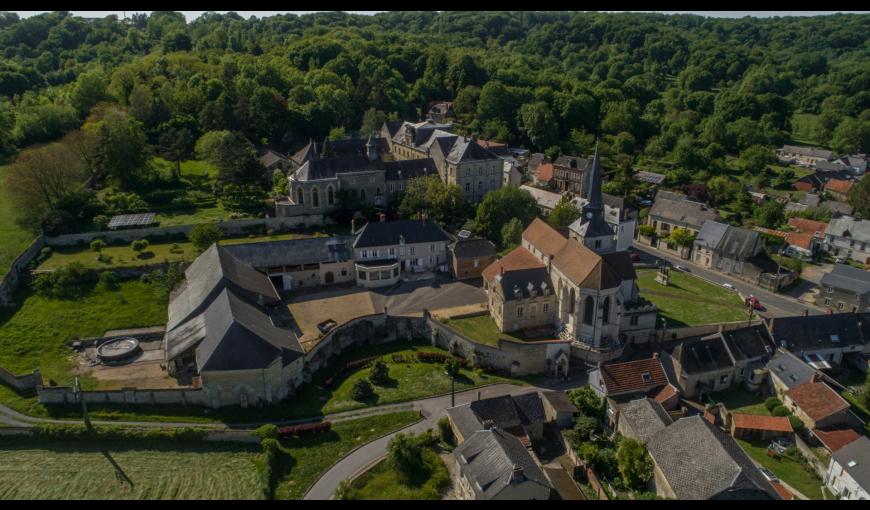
xmin=323 ymin=355 xmax=381 ymax=388
xmin=277 ymin=421 xmax=332 ymax=437
xmin=31 ymin=423 xmax=208 ymax=442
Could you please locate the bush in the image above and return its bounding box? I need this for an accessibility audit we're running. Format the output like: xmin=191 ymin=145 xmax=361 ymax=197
xmin=32 ymin=423 xmax=208 ymax=442
xmin=638 ymin=224 xmax=656 ymax=237
xmin=189 ymin=223 xmax=223 ymax=252
xmin=256 ymin=438 xmax=280 ymax=499
xmin=277 ymin=421 xmax=332 ymax=437
xmin=437 ymin=417 xmax=454 ymax=445
xmin=131 ymin=239 xmax=149 ymax=254
xmin=350 ymin=379 xmax=374 ymax=401
xmin=32 ymin=261 xmax=97 ymax=298
xmin=787 ymin=415 xmax=805 ymax=433
xmin=765 ymin=397 xmax=782 ymax=412
xmin=254 ymin=424 xmax=279 ymax=440
xmin=387 ymin=430 xmax=437 ymax=479
xmin=90 ymin=239 xmax=107 ymax=252
xmin=369 ymin=359 xmax=389 ymax=385
xmin=93 ymin=215 xmax=110 ymax=231
xmin=97 ymin=271 xmax=120 ymax=291
xmin=772 ymin=405 xmax=790 ymax=417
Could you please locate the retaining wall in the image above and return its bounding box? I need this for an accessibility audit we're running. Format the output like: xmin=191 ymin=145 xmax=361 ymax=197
xmin=0 ymin=236 xmax=45 ymax=306
xmin=37 ymin=386 xmax=207 ymax=406
xmin=0 ymin=366 xmax=42 ymax=391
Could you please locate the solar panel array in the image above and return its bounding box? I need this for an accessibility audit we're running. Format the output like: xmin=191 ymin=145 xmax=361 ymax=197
xmin=107 ymin=213 xmax=157 ymax=229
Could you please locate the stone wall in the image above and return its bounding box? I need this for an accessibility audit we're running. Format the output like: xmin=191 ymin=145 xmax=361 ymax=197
xmin=37 ymin=386 xmax=207 ymax=406
xmin=0 ymin=236 xmax=45 ymax=306
xmin=0 ymin=365 xmax=42 ymax=391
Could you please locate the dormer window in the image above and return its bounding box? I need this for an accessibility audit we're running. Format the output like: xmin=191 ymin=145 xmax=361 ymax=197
xmin=641 ymin=372 xmax=652 ymax=383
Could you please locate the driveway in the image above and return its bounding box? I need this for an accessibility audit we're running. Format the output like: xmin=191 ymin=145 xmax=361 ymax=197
xmin=632 ymin=243 xmax=824 ymax=319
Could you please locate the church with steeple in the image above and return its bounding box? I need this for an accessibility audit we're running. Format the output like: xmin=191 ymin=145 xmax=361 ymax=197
xmin=481 ymin=144 xmax=658 ymax=358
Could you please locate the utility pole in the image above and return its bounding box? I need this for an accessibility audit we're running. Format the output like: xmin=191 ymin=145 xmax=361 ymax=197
xmin=74 ymin=376 xmax=92 ymax=431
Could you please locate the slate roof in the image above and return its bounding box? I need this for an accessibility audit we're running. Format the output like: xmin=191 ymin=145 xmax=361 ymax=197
xmin=649 ymin=191 xmax=719 ymax=230
xmin=383 ymin=158 xmax=438 ymax=181
xmin=831 ymin=436 xmax=870 ymax=492
xmin=636 ymin=171 xmax=667 ymax=184
xmin=731 ymin=414 xmax=793 ymax=433
xmin=646 ymin=415 xmax=779 ymax=500
xmin=766 ymin=349 xmax=816 ymax=389
xmin=443 ymin=136 xmax=501 ymax=164
xmin=528 ymin=153 xmax=549 ymax=174
xmin=800 ymin=193 xmax=821 ymax=207
xmin=540 ymin=390 xmax=578 ymax=414
xmin=481 ymin=247 xmax=545 ymax=282
xmin=672 ymin=335 xmax=734 ymax=375
xmin=293 ymin=155 xmax=375 ymax=181
xmin=820 ymin=201 xmax=854 ymax=216
xmin=694 ymin=221 xmax=759 ymax=260
xmin=779 ymin=145 xmax=833 ymax=160
xmin=785 ymin=380 xmax=850 ymax=422
xmin=719 ymin=325 xmax=773 ymax=361
xmin=451 ymin=238 xmax=497 ymax=259
xmin=454 ymin=428 xmax=552 ymax=500
xmin=493 ymin=267 xmax=553 ymax=302
xmin=258 ymin=149 xmax=289 ymax=168
xmin=166 ymin=244 xmax=280 ymax=332
xmin=353 ymin=219 xmax=450 ymax=249
xmin=821 ymin=264 xmax=870 ymax=295
xmin=191 ymin=288 xmax=303 ymax=372
xmin=617 ymin=397 xmax=672 ymax=443
xmin=382 ymin=120 xmax=403 ymax=139
xmin=695 ymin=221 xmax=730 ymax=250
xmin=599 ymin=356 xmax=668 ymax=395
xmin=520 ymin=185 xmax=562 ymax=211
xmin=826 ymin=216 xmax=870 ymax=242
xmin=447 ymin=392 xmax=550 ymax=440
xmin=512 ymin=392 xmax=547 ymax=425
xmin=554 ymin=155 xmax=591 ymax=170
xmin=221 ymin=236 xmax=353 ymax=269
xmin=392 ymin=120 xmax=454 ymax=148
xmin=813 ymin=428 xmax=862 ymax=453
xmin=768 ymin=313 xmax=870 ymax=353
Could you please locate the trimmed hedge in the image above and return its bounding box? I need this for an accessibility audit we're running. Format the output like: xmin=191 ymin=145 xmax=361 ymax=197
xmin=277 ymin=421 xmax=332 ymax=437
xmin=30 ymin=423 xmax=208 ymax=442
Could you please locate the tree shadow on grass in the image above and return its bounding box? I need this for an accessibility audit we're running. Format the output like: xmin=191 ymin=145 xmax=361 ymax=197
xmin=100 ymin=449 xmax=135 ymax=489
xmin=373 ymin=376 xmax=399 ymax=389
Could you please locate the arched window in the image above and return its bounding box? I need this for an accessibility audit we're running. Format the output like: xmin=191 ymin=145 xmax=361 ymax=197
xmin=296 ymin=187 xmax=304 ymax=205
xmin=312 ymin=187 xmax=320 ymax=208
xmin=602 ymin=297 xmax=611 ymax=324
xmin=568 ymin=289 xmax=575 ymax=314
xmin=583 ymin=296 xmax=595 ymax=325
xmin=360 ymin=188 xmax=366 ymax=201
xmin=327 ymin=186 xmax=335 ymax=205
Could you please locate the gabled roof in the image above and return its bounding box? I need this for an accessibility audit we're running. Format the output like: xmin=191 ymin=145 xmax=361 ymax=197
xmin=258 ymin=149 xmax=289 ymax=168
xmin=636 ymin=171 xmax=666 ymax=184
xmin=167 ymin=244 xmax=280 ymax=332
xmin=447 ymin=392 xmax=550 ymax=441
xmin=779 ymin=145 xmax=833 ymax=160
xmin=492 ymin=267 xmax=553 ymax=302
xmin=222 ymin=236 xmax=353 ymax=269
xmin=785 ymin=380 xmax=850 ymax=422
xmin=522 ymin=217 xmax=568 ymax=257
xmin=672 ymin=335 xmax=734 ymax=375
xmin=454 ymin=428 xmax=552 ymax=500
xmin=599 ymin=355 xmax=668 ymax=395
xmin=383 ymin=158 xmax=438 ymax=181
xmin=831 ymin=436 xmax=870 ymax=491
xmin=534 ymin=162 xmax=554 ymax=183
xmin=481 ymin=247 xmax=545 ymax=282
xmin=647 ymin=416 xmax=779 ymax=500
xmin=554 ymin=155 xmax=591 ymax=170
xmin=520 ymin=184 xmax=562 ymax=211
xmin=528 ymin=153 xmax=550 ymax=174
xmin=695 ymin=221 xmax=759 ymax=260
xmin=293 ymin=155 xmax=375 ymax=181
xmin=824 ymin=178 xmax=854 ymax=194
xmin=768 ymin=312 xmax=870 ymax=353
xmin=788 ymin=217 xmax=828 ymax=236
xmin=717 ymin=325 xmax=773 ymax=362
xmin=826 ymin=216 xmax=870 ymax=242
xmin=353 ymin=219 xmax=450 ymax=249
xmin=444 ymin=136 xmax=501 ymax=164
xmin=451 ymin=238 xmax=497 ymax=259
xmin=813 ymin=428 xmax=862 ymax=453
xmin=731 ymin=414 xmax=793 ymax=433
xmin=821 ymin=264 xmax=870 ymax=295
xmin=766 ymin=349 xmax=816 ymax=389
xmin=649 ymin=191 xmax=719 ymax=230
xmin=617 ymin=397 xmax=672 ymax=443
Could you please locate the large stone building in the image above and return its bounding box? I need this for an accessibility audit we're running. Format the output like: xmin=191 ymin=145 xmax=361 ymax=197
xmin=824 ymin=216 xmax=870 ymax=265
xmin=820 ymin=263 xmax=870 ymax=313
xmin=482 ymin=146 xmax=658 ymax=352
xmin=352 ymin=218 xmax=451 ymax=288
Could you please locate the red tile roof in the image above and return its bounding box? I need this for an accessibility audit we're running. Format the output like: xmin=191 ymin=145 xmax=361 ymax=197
xmin=788 ymin=217 xmax=828 ymax=237
xmin=813 ymin=428 xmax=862 ymax=452
xmin=824 ymin=178 xmax=854 ymax=194
xmin=785 ymin=380 xmax=850 ymax=422
xmin=600 ymin=355 xmax=668 ymax=395
xmin=771 ymin=482 xmax=794 ymax=500
xmin=522 ymin=217 xmax=568 ymax=257
xmin=481 ymin=247 xmax=544 ymax=282
xmin=731 ymin=413 xmax=793 ymax=433
xmin=535 ymin=162 xmax=554 ymax=183
xmin=651 ymin=383 xmax=679 ymax=405
xmin=785 ymin=232 xmax=814 ymax=251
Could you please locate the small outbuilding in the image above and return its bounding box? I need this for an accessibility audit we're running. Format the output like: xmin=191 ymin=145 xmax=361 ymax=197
xmin=730 ymin=413 xmax=793 ymax=441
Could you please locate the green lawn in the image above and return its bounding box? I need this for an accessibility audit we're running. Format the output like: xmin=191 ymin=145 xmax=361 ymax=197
xmin=439 ymin=314 xmax=543 ymax=348
xmin=343 ymin=447 xmax=448 ymax=500
xmin=37 ymin=232 xmax=328 ymax=271
xmin=710 ymin=387 xmax=769 ymax=415
xmin=0 ymin=280 xmax=167 ymax=387
xmin=0 ymin=438 xmax=262 ymax=499
xmin=790 ymin=113 xmax=826 ymax=148
xmin=636 ymin=269 xmax=748 ymax=327
xmin=736 ymin=438 xmax=825 ymax=500
xmin=0 ymin=164 xmax=38 ymax=278
xmin=274 ymin=411 xmax=421 ymax=500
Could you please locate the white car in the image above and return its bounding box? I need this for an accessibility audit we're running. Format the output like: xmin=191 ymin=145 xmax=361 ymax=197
xmin=722 ymin=283 xmax=735 ymax=290
xmin=673 ymin=265 xmax=687 ymax=272
xmin=758 ymin=467 xmax=779 ymax=484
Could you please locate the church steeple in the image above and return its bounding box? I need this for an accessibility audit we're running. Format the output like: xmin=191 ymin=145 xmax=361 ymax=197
xmin=568 ymin=142 xmax=616 ymax=253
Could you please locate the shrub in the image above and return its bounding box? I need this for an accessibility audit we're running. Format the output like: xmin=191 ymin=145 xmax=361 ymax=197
xmin=369 ymin=359 xmax=389 ymax=385
xmin=32 ymin=261 xmax=97 ymax=298
xmin=772 ymin=405 xmax=790 ymax=417
xmin=90 ymin=239 xmax=107 ymax=252
xmin=93 ymin=214 xmax=110 ymax=230
xmin=277 ymin=421 xmax=332 ymax=437
xmin=437 ymin=417 xmax=454 ymax=445
xmin=97 ymin=271 xmax=120 ymax=291
xmin=387 ymin=430 xmax=437 ymax=479
xmin=765 ymin=397 xmax=782 ymax=412
xmin=787 ymin=415 xmax=805 ymax=433
xmin=189 ymin=223 xmax=223 ymax=252
xmin=350 ymin=379 xmax=374 ymax=401
xmin=638 ymin=224 xmax=656 ymax=237
xmin=254 ymin=424 xmax=279 ymax=440
xmin=256 ymin=438 xmax=280 ymax=499
xmin=131 ymin=239 xmax=149 ymax=254
xmin=444 ymin=358 xmax=460 ymax=377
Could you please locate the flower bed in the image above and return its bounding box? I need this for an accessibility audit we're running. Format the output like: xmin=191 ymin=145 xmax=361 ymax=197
xmin=277 ymin=421 xmax=332 ymax=437
xmin=323 ymin=356 xmax=380 ymax=388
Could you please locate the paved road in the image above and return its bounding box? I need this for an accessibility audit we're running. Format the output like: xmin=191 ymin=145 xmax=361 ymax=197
xmin=304 ymin=377 xmax=586 ymax=500
xmin=632 ymin=243 xmax=824 ymax=319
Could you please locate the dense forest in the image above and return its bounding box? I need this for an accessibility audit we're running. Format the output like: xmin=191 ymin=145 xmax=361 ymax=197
xmin=1 ymin=10 xmax=869 ymax=234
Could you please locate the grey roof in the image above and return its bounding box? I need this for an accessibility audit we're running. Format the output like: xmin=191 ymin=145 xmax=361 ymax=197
xmin=617 ymin=398 xmax=672 ymax=443
xmin=636 ymin=171 xmax=667 ymax=184
xmin=821 ymin=264 xmax=870 ymax=295
xmin=382 ymin=120 xmax=403 ymax=139
xmin=512 ymin=392 xmax=547 ymax=425
xmin=820 ymin=201 xmax=854 ymax=216
xmin=450 ymin=238 xmax=497 ymax=259
xmin=766 ymin=349 xmax=816 ymax=389
xmin=520 ymin=185 xmax=562 ymax=211
xmin=695 ymin=220 xmax=730 ymax=250
xmin=528 ymin=153 xmax=549 ymax=174
xmin=193 ymin=288 xmax=302 ymax=371
xmin=649 ymin=191 xmax=719 ymax=230
xmin=493 ymin=267 xmax=553 ymax=302
xmin=166 ymin=244 xmax=280 ymax=332
xmin=826 ymin=216 xmax=870 ymax=242
xmin=469 ymin=395 xmax=523 ymax=429
xmin=800 ymin=193 xmax=821 ymax=207
xmin=602 ymin=193 xmax=637 ymax=213
xmin=814 ymin=160 xmax=845 ymax=172
xmin=718 ymin=325 xmax=774 ymax=362
xmin=222 ymin=236 xmax=353 ymax=269
xmin=769 ymin=312 xmax=870 ymax=353
xmin=571 ymin=144 xmax=613 ymax=239
xmin=258 ymin=149 xmax=288 ymax=168
xmin=383 ymin=158 xmax=438 ymax=181
xmin=540 ymin=390 xmax=578 ymax=414
xmin=353 ymin=219 xmax=450 ymax=249
xmin=672 ymin=335 xmax=734 ymax=375
xmin=293 ymin=155 xmax=375 ymax=181
xmin=554 ymin=155 xmax=591 ymax=170
xmin=647 ymin=415 xmax=778 ymax=500
xmin=780 ymin=145 xmax=833 ymax=160
xmin=442 ymin=136 xmax=501 ymax=164
xmin=454 ymin=428 xmax=552 ymax=500
xmin=831 ymin=435 xmax=870 ymax=491
xmin=392 ymin=120 xmax=454 ymax=148
xmin=719 ymin=225 xmax=760 ymax=260
xmin=445 ymin=403 xmax=485 ymax=440
xmin=447 ymin=392 xmax=550 ymax=440
xmin=107 ymin=213 xmax=156 ymax=229
xmin=839 ymin=155 xmax=868 ymax=173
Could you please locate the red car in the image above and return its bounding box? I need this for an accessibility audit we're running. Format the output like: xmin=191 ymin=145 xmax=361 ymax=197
xmin=746 ymin=295 xmax=762 ymax=310
xmin=629 ymin=252 xmax=640 ymax=262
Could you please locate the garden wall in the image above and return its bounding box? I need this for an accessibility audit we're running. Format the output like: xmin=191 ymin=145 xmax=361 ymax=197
xmin=0 ymin=236 xmax=45 ymax=306
xmin=37 ymin=386 xmax=207 ymax=406
xmin=660 ymin=319 xmax=765 ymax=344
xmin=0 ymin=366 xmax=42 ymax=391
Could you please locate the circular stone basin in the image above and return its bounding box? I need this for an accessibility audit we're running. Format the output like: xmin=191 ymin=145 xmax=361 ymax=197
xmin=96 ymin=337 xmax=141 ymax=363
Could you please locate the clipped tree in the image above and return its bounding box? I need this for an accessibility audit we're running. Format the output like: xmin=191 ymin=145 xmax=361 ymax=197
xmin=668 ymin=227 xmax=696 ymax=247
xmin=368 ymin=360 xmax=389 ymax=385
xmin=131 ymin=239 xmax=149 ymax=255
xmin=772 ymin=405 xmax=790 ymax=417
xmin=188 ymin=223 xmax=223 ymax=252
xmin=617 ymin=437 xmax=654 ymax=491
xmin=350 ymin=379 xmax=374 ymax=401
xmin=764 ymin=397 xmax=782 ymax=412
xmin=90 ymin=239 xmax=107 ymax=252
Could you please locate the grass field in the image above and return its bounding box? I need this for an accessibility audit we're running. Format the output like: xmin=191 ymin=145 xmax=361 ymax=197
xmin=0 ymin=164 xmax=37 ymax=278
xmin=274 ymin=411 xmax=422 ymax=500
xmin=790 ymin=113 xmax=826 ymax=148
xmin=439 ymin=314 xmax=539 ymax=347
xmin=0 ymin=280 xmax=167 ymax=388
xmin=710 ymin=386 xmax=769 ymax=415
xmin=0 ymin=439 xmax=262 ymax=499
xmin=736 ymin=438 xmax=825 ymax=500
xmin=636 ymin=269 xmax=747 ymax=327
xmin=344 ymin=448 xmax=448 ymax=500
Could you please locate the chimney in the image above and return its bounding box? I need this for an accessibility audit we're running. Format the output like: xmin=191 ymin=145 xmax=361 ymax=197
xmin=510 ymin=465 xmax=524 ymax=483
xmin=379 ymin=213 xmax=386 ymax=222
xmin=500 ymin=265 xmax=505 ymax=276
xmin=351 ymin=218 xmax=356 ymax=235
xmin=652 ymin=352 xmax=659 ymax=359
xmin=421 ymin=212 xmax=427 ymax=225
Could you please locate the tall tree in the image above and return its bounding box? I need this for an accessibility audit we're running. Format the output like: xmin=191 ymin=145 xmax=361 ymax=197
xmin=158 ymin=127 xmax=194 ymax=180
xmin=547 ymin=195 xmax=581 ymax=227
xmin=473 ymin=185 xmax=538 ymax=246
xmin=4 ymin=143 xmax=85 ymax=227
xmin=616 ymin=438 xmax=654 ymax=491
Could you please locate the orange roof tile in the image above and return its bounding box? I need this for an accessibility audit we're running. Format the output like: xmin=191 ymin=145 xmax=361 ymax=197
xmin=522 ymin=217 xmax=568 ymax=257
xmin=824 ymin=178 xmax=854 ymax=193
xmin=481 ymin=246 xmax=545 ymax=282
xmin=731 ymin=413 xmax=793 ymax=433
xmin=651 ymin=383 xmax=679 ymax=404
xmin=771 ymin=482 xmax=794 ymax=500
xmin=600 ymin=355 xmax=668 ymax=395
xmin=785 ymin=381 xmax=850 ymax=422
xmin=787 ymin=217 xmax=828 ymax=236
xmin=535 ymin=162 xmax=554 ymax=183
xmin=813 ymin=428 xmax=861 ymax=452
xmin=785 ymin=232 xmax=814 ymax=251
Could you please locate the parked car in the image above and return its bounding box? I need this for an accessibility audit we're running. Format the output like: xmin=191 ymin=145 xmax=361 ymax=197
xmin=638 ymin=199 xmax=653 ymax=207
xmin=629 ymin=252 xmax=640 ymax=262
xmin=835 ymin=257 xmax=846 ymax=264
xmin=673 ymin=265 xmax=687 ymax=272
xmin=745 ymin=295 xmax=763 ymax=310
xmin=722 ymin=283 xmax=735 ymax=290
xmin=758 ymin=467 xmax=780 ymax=484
